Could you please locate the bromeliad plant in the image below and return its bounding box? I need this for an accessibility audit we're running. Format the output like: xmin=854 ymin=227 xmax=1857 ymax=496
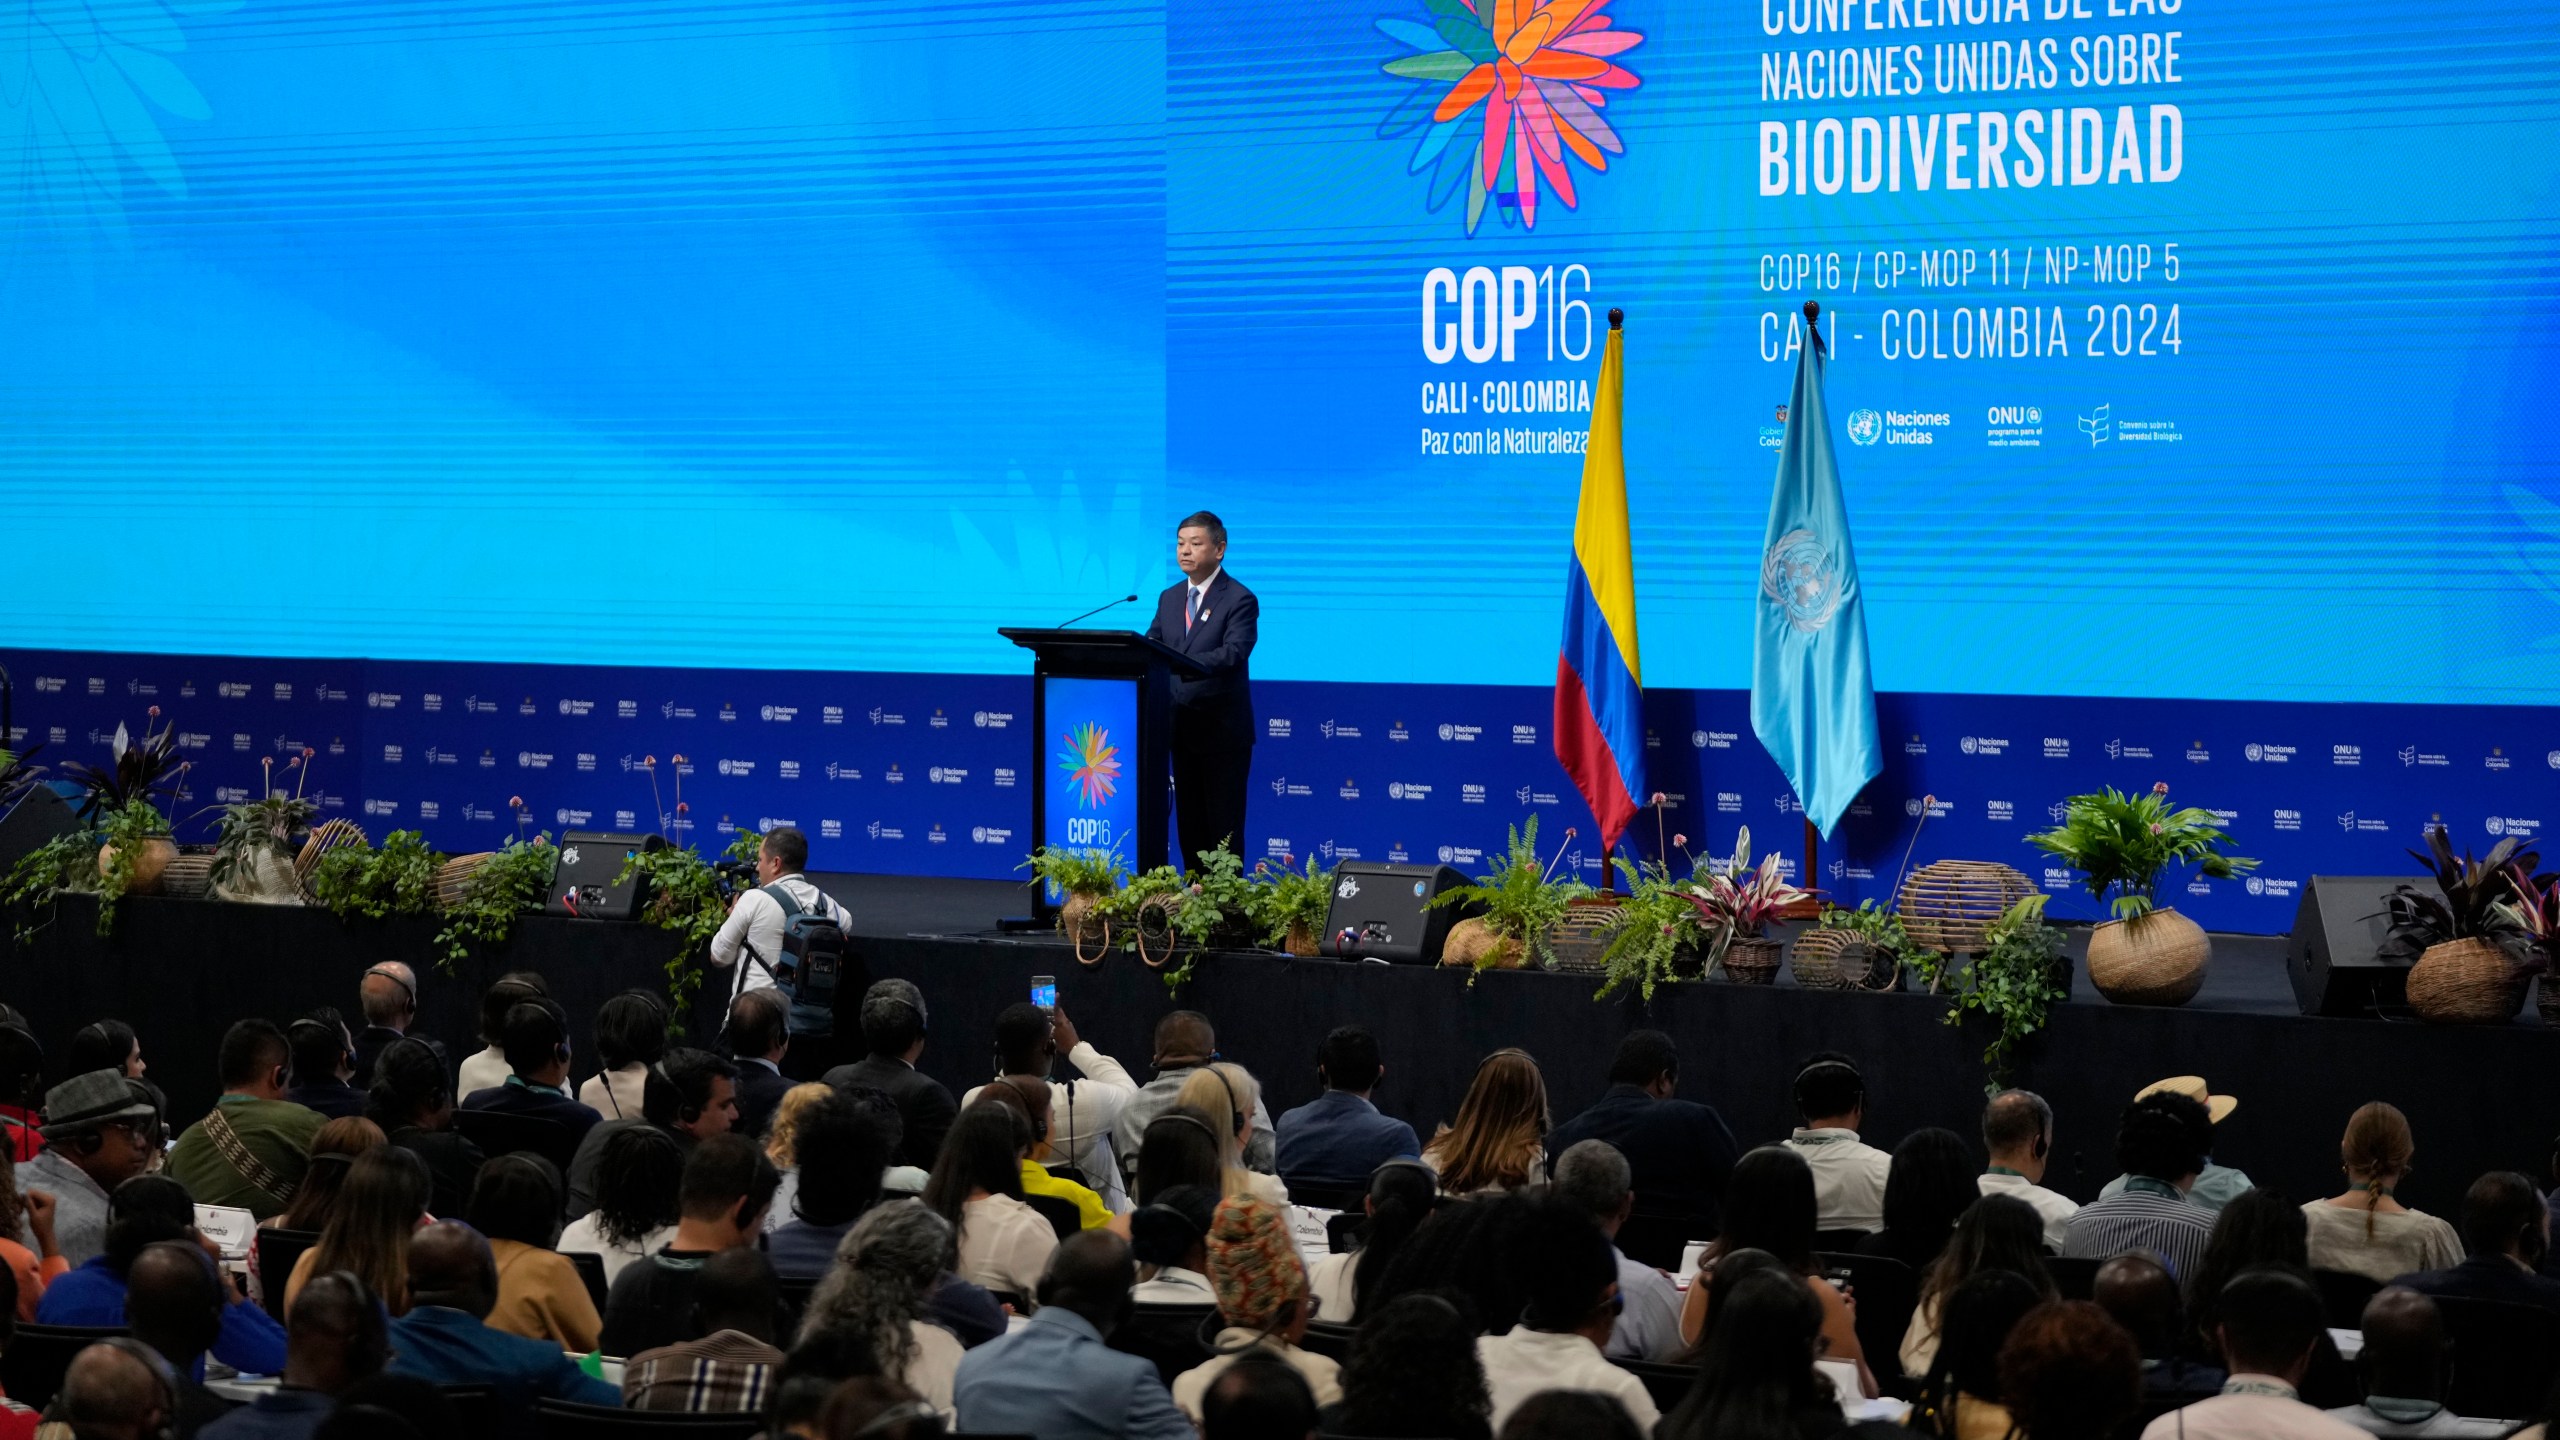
xmin=2381 ymin=827 xmax=2542 ymax=965
xmin=1431 ymin=815 xmax=1593 ymax=974
xmin=2026 ymin=783 xmax=2257 ymax=919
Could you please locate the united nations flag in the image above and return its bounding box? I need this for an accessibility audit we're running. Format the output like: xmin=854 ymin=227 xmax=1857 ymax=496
xmin=1750 ymin=302 xmax=1881 ymax=838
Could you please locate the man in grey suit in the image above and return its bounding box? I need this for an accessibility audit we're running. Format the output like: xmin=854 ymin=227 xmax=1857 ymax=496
xmin=954 ymin=1231 xmax=1193 ymax=1440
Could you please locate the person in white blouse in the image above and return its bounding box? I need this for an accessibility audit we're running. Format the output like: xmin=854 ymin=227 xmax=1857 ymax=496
xmin=1782 ymin=1052 xmax=1893 ymax=1235
xmin=457 ymin=972 xmax=549 ymax=1101
xmin=1129 ymin=1183 xmax=1220 ymax=1304
xmin=923 ymin=1102 xmax=1057 ymax=1305
xmin=557 ymin=1122 xmax=684 ymax=1282
xmin=2301 ymin=1103 xmax=2461 ymax=1284
xmin=1178 ymin=1064 xmax=1288 ymax=1207
xmin=575 ymin=991 xmax=666 ymax=1124
xmin=961 ymin=1004 xmax=1138 ymax=1212
xmin=1305 ymin=1160 xmax=1439 ymax=1328
xmin=798 ymin=1201 xmax=969 ymax=1420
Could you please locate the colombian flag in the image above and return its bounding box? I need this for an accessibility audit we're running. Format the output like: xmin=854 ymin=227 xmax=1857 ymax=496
xmin=1553 ymin=315 xmax=1645 ymax=851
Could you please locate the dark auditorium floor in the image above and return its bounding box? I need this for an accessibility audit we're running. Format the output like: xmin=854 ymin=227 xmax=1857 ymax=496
xmin=814 ymin=871 xmax=2310 ymax=1017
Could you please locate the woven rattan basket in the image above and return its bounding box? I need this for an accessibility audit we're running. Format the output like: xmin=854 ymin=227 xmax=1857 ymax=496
xmin=1724 ymin=935 xmax=1784 ymax=985
xmin=1898 ymin=861 xmax=2037 ymax=954
xmin=2406 ymin=936 xmax=2528 ymax=1025
xmin=432 ymin=852 xmax=493 ymax=910
xmin=1788 ymin=928 xmax=1868 ymax=990
xmin=160 ymin=852 xmax=215 ymax=901
xmin=1546 ymin=902 xmax=1618 ymax=974
xmin=2085 ymin=907 xmax=2211 ymax=1006
xmin=294 ymin=819 xmax=368 ymax=903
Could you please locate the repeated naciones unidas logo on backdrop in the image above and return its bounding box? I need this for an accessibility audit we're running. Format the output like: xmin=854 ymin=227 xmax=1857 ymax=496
xmin=1377 ymin=0 xmax=1645 ymax=233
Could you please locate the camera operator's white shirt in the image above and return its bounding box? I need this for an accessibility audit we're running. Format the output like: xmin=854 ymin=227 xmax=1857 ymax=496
xmin=709 ymin=872 xmax=847 ymax=1003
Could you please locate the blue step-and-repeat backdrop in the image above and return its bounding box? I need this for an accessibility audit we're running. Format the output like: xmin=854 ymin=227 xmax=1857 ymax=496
xmin=8 ymin=647 xmax=2555 ymax=933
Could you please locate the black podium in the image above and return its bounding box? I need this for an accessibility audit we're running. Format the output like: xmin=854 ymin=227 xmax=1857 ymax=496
xmin=997 ymin=627 xmax=1207 ymax=923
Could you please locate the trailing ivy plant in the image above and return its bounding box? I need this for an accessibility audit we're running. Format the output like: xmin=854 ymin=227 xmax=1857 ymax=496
xmin=1941 ymin=894 xmax=2070 ymax=1093
xmin=616 ymin=831 xmax=764 ymax=1019
xmin=307 ymin=830 xmax=440 ymax=921
xmin=433 ymin=835 xmax=557 ymax=971
xmin=1096 ymin=844 xmax=1258 ymax=991
xmin=91 ymin=802 xmax=173 ymax=936
xmin=4 ymin=829 xmax=102 ymax=944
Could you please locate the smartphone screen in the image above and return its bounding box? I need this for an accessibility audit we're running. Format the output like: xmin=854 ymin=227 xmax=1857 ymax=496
xmin=1030 ymin=975 xmax=1057 ymax=1010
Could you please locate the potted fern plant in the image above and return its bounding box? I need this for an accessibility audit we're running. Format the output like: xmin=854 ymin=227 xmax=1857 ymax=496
xmin=1246 ymin=853 xmax=1333 ymax=957
xmin=1592 ymin=853 xmax=1715 ymax=1001
xmin=2384 ymin=828 xmax=2541 ymax=1024
xmin=1431 ymin=816 xmax=1590 ymax=975
xmin=1683 ymin=826 xmax=1813 ymax=984
xmin=1021 ymin=846 xmax=1128 ymax=964
xmin=2026 ymin=782 xmax=2255 ymax=1006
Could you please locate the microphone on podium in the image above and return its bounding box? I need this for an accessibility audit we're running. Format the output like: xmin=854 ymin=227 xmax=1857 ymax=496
xmin=1055 ymin=594 xmax=1139 ymax=628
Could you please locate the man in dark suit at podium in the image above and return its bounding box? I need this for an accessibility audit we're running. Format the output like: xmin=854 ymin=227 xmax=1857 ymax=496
xmin=1144 ymin=511 xmax=1259 ymax=867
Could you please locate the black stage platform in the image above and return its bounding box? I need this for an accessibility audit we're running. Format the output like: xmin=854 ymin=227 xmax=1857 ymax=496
xmin=6 ymin=873 xmax=2549 ymax=1223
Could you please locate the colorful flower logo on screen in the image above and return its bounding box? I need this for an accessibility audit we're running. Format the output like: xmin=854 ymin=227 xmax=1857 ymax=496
xmin=1057 ymin=723 xmax=1123 ymax=809
xmin=1377 ymin=0 xmax=1643 ymax=234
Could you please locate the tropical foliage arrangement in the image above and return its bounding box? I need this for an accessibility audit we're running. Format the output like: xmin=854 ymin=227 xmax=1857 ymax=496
xmin=2383 ymin=827 xmax=2542 ymax=964
xmin=307 ymin=830 xmax=441 ymax=921
xmin=617 ymin=830 xmax=763 ymax=1015
xmin=1432 ymin=816 xmax=1592 ymax=975
xmin=60 ymin=712 xmax=187 ymax=822
xmin=1020 ymin=846 xmax=1129 ymax=903
xmin=2026 ymin=782 xmax=2256 ymax=918
xmin=1681 ymin=825 xmax=1813 ymax=949
xmin=1938 ymin=894 xmax=2071 ymax=1091
xmin=2499 ymin=862 xmax=2560 ymax=972
xmin=1244 ymin=853 xmax=1334 ymax=952
xmin=434 ymin=835 xmax=559 ymax=970
xmin=207 ymin=750 xmax=322 ymax=896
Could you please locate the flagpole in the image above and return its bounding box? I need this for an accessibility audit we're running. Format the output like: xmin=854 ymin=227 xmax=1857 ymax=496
xmin=1779 ymin=300 xmax=1826 ymax=921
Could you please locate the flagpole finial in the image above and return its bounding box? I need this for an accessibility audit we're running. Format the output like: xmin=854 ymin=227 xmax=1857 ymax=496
xmin=1803 ymin=299 xmax=1820 ymax=322
xmin=1608 ymin=307 xmax=1623 ymax=330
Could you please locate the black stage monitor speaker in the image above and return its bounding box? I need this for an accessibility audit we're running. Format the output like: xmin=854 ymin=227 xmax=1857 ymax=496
xmin=545 ymin=830 xmax=659 ymax=920
xmin=2288 ymin=876 xmax=2410 ymax=1017
xmin=0 ymin=787 xmax=79 ymax=875
xmin=1322 ymin=862 xmax=1475 ymax=964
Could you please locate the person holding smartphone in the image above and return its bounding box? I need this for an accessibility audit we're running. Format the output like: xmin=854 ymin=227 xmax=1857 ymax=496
xmin=961 ymin=987 xmax=1139 ymax=1212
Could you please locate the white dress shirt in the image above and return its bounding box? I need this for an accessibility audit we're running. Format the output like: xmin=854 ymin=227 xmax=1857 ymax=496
xmin=1476 ymin=1327 xmax=1661 ymax=1434
xmin=957 ymin=1192 xmax=1058 ymax=1300
xmin=457 ymin=1044 xmax=512 ymax=1103
xmin=1979 ymin=1169 xmax=2080 ymax=1251
xmin=708 ymin=873 xmax=849 ymax=1001
xmin=1172 ymin=1334 xmax=1340 ymax=1420
xmin=556 ymin=1214 xmax=677 ymax=1284
xmin=1786 ymin=1127 xmax=1893 ymax=1234
xmin=2139 ymin=1376 xmax=2370 ymax=1440
xmin=1133 ymin=1266 xmax=1218 ymax=1305
xmin=963 ymin=1043 xmax=1142 ymax=1212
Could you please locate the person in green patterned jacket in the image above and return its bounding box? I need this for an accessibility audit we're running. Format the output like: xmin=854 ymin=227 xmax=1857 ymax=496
xmin=165 ymin=1020 xmax=324 ymax=1220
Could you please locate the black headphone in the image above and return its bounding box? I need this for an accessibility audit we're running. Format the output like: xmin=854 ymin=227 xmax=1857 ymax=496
xmin=1151 ymin=1110 xmax=1218 ymax=1147
xmin=289 ymin=1017 xmax=355 ymax=1075
xmin=1792 ymin=1057 xmax=1864 ymax=1111
xmin=363 ymin=963 xmax=416 ymax=1008
xmin=653 ymin=1060 xmax=701 ymax=1127
xmin=1202 ymin=1065 xmax=1246 ymax=1139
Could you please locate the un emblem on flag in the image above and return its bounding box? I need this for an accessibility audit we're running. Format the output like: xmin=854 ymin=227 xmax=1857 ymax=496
xmin=1761 ymin=529 xmax=1843 ymax=634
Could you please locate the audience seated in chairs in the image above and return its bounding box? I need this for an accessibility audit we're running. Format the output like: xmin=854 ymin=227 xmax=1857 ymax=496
xmin=1471 ymin=1194 xmax=1656 ymax=1434
xmin=199 ymin=1270 xmax=389 ymax=1440
xmin=1678 ymin=1146 xmax=1877 ymax=1397
xmin=1912 ymin=1268 xmax=2041 ymax=1439
xmin=457 ymin=975 xmax=549 ymax=1101
xmin=566 ymin=1049 xmax=741 ymax=1219
xmin=1199 ymin=1351 xmax=1318 ymax=1440
xmin=1861 ymin=1128 xmax=1981 ymax=1274
xmin=721 ymin=988 xmax=795 ymax=1142
xmin=951 ymin=1230 xmax=1193 ymax=1440
xmin=462 ymin=1154 xmax=599 ymax=1354
xmin=350 ymin=962 xmax=436 ymax=1093
xmin=40 ymin=1175 xmax=285 ymax=1381
xmin=1995 ymin=1300 xmax=2143 ymax=1440
xmin=1318 ymin=1289 xmax=1491 ymax=1440
xmin=557 ymin=1124 xmax=684 ymax=1285
xmin=976 ymin=1077 xmax=1110 ymax=1230
xmin=794 ymin=1203 xmax=964 ymax=1417
xmin=921 ymin=1103 xmax=1056 ymax=1302
xmin=964 ymin=1002 xmax=1141 ymax=1212
xmin=1978 ymin=1090 xmax=2079 ymax=1252
xmin=2093 ymin=1253 xmax=2228 ymax=1407
xmin=819 ymin=980 xmax=958 ymax=1174
xmin=2324 ymin=1286 xmax=2506 ymax=1438
xmin=1545 ymin=1031 xmax=1742 ymax=1253
xmin=383 ymin=1221 xmax=618 ymax=1428
xmin=1128 ymin=1181 xmax=1219 ymax=1310
xmin=18 ymin=1068 xmax=160 ymax=1269
xmin=2063 ymin=1092 xmax=2220 ymax=1284
xmin=363 ymin=1038 xmax=484 ymax=1221
xmin=2098 ymin=1077 xmax=2257 ymax=1214
xmin=601 ymin=1135 xmax=780 ymax=1359
xmin=1781 ymin=1051 xmax=1895 ymax=1236
xmin=763 ymin=1090 xmax=897 ymax=1279
xmin=1549 ymin=1139 xmax=1683 ymax=1362
xmin=1111 ymin=1012 xmax=1278 ymax=1190
xmin=621 ymin=1249 xmax=787 ymax=1413
xmin=1170 ymin=1195 xmax=1340 ymax=1420
xmin=166 ymin=1021 xmax=324 ymax=1223
xmin=1902 ymin=1193 xmax=2053 ymax=1378
xmin=1179 ymin=1064 xmax=1288 ymax=1206
xmin=2392 ymin=1170 xmax=2560 ymax=1318
xmin=54 ymin=1339 xmax=183 ymax=1440
xmin=124 ymin=1240 xmax=242 ymax=1438
xmin=1656 ymin=1264 xmax=1837 ymax=1440
xmin=813 ymin=1376 xmax=941 ymax=1440
xmin=2136 ymin=1268 xmax=2366 ymax=1439
xmin=268 ymin=1118 xmax=386 ymax=1242
xmin=282 ymin=1149 xmax=428 ymax=1323
xmin=1422 ymin=1051 xmax=1549 ymax=1201
xmin=459 ymin=1000 xmax=604 ymax=1151
xmin=577 ymin=992 xmax=668 ymax=1126
xmin=1303 ymin=1159 xmax=1434 ymax=1327
xmin=1273 ymin=1025 xmax=1421 ymax=1190
xmin=2304 ymin=1104 xmax=2463 ymax=1285
xmin=284 ymin=1011 xmax=367 ymax=1123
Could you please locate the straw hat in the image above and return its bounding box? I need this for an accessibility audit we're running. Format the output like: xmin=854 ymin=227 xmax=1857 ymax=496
xmin=2135 ymin=1075 xmax=2236 ymax=1125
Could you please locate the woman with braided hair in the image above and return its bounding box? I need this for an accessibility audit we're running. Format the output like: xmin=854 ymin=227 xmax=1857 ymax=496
xmin=2301 ymin=1101 xmax=2460 ymax=1284
xmin=798 ymin=1202 xmax=964 ymax=1418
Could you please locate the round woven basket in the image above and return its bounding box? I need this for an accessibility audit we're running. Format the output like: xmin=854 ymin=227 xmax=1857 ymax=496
xmin=1441 ymin=917 xmax=1525 ymax=970
xmin=1059 ymin=891 xmax=1112 ymax=967
xmin=1283 ymin=920 xmax=1318 ymax=958
xmin=2085 ymin=907 xmax=2211 ymax=1006
xmin=1135 ymin=893 xmax=1185 ymax=969
xmin=1724 ymin=935 xmax=1784 ymax=985
xmin=2407 ymin=936 xmax=2527 ymax=1025
xmin=1898 ymin=860 xmax=2038 ymax=954
xmin=432 ymin=852 xmax=493 ymax=910
xmin=160 ymin=853 xmax=215 ymax=901
xmin=1788 ymin=929 xmax=1867 ymax=990
xmin=294 ymin=819 xmax=368 ymax=903
xmin=1547 ymin=902 xmax=1617 ymax=974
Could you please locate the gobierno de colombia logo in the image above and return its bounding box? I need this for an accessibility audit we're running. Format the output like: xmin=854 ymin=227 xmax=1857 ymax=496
xmin=1377 ymin=0 xmax=1645 ymax=234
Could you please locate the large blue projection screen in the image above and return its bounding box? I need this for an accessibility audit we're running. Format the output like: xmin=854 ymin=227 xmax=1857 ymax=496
xmin=4 ymin=0 xmax=2556 ymax=706
xmin=1169 ymin=0 xmax=2560 ymax=702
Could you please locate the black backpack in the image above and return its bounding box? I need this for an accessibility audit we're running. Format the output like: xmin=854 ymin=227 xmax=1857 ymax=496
xmin=754 ymin=883 xmax=850 ymax=1013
